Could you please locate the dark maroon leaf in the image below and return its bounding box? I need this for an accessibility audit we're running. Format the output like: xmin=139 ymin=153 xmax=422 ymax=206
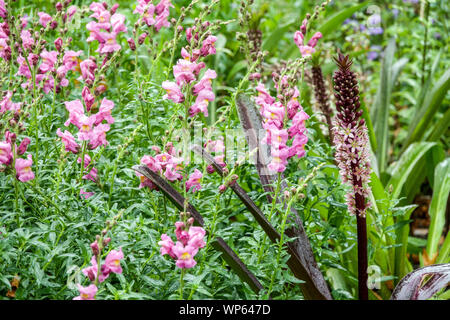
xmin=391 ymin=263 xmax=450 ymax=300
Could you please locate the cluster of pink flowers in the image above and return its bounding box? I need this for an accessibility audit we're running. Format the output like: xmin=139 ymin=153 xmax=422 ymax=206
xmin=74 ymin=237 xmax=124 ymax=300
xmin=162 ymin=26 xmax=218 ymax=118
xmin=254 ymin=78 xmax=309 ymax=173
xmin=0 ymin=17 xmax=11 ymax=61
xmin=0 ymin=131 xmax=34 ymax=182
xmin=159 ymin=218 xmax=206 ymax=269
xmin=86 ymin=2 xmax=126 ymax=54
xmin=0 ymin=91 xmax=21 ymax=113
xmin=293 ymin=19 xmax=322 ymax=57
xmin=58 ymin=89 xmax=114 ymax=153
xmin=204 ymin=138 xmax=226 ymax=174
xmin=9 ymin=10 xmax=82 ymax=94
xmin=136 ymin=143 xmax=203 ymax=193
xmin=134 ymin=0 xmax=173 ymax=31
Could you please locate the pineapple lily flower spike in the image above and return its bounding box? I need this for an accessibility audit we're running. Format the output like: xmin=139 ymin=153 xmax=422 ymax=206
xmin=332 ymin=53 xmax=372 ymax=300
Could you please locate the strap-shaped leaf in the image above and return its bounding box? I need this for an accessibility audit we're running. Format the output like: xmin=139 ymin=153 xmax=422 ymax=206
xmin=235 ymin=93 xmax=332 ymax=300
xmin=391 ymin=263 xmax=450 ymax=300
xmin=132 ymin=165 xmax=265 ymax=295
xmin=192 ymin=145 xmax=331 ymax=300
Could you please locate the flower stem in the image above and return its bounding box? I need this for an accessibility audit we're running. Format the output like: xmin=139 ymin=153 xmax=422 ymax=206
xmin=179 ymin=269 xmax=186 ymax=300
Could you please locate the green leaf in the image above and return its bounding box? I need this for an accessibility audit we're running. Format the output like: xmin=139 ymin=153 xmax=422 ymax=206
xmin=226 ymin=60 xmax=248 ymax=82
xmin=427 ymin=107 xmax=450 ymax=142
xmin=437 ymin=232 xmax=450 ymax=264
xmin=404 ymin=68 xmax=450 ymax=148
xmin=373 ymin=38 xmax=397 ymax=174
xmin=426 ymin=158 xmax=450 ymax=259
xmin=386 ymin=142 xmax=437 ymax=199
xmin=360 ymin=99 xmax=377 ymax=152
xmin=262 ymin=21 xmax=296 ymax=52
xmin=394 ymin=205 xmax=417 ymax=284
xmin=318 ymin=2 xmax=369 ymax=37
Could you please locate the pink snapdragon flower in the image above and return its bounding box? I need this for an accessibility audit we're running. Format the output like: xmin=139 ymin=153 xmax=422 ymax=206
xmin=0 ymin=0 xmax=7 ymax=18
xmin=73 ymin=284 xmax=97 ymax=300
xmin=80 ymin=189 xmax=95 ymax=199
xmin=162 ymin=81 xmax=184 ymax=103
xmin=82 ymin=256 xmax=109 ymax=283
xmin=1 ymin=91 xmax=21 ymax=113
xmin=0 ymin=141 xmax=12 ymax=165
xmin=0 ymin=38 xmax=10 ymax=61
xmin=82 ymin=86 xmax=95 ymax=111
xmin=159 ymin=221 xmax=206 ymax=269
xmin=39 ymin=50 xmax=58 ymax=73
xmin=103 ymin=248 xmax=124 ymax=274
xmin=57 ymin=129 xmax=80 ymax=153
xmin=38 ymin=12 xmax=52 ymax=27
xmin=20 ymin=30 xmax=34 ymax=50
xmin=186 ymin=169 xmax=202 ymax=192
xmin=193 ymin=69 xmax=216 ymax=94
xmin=89 ymin=123 xmax=110 ymax=149
xmin=159 ymin=234 xmax=176 ymax=258
xmin=173 ymin=59 xmax=198 ymax=85
xmin=294 ymin=30 xmax=322 ymax=57
xmin=189 ymin=89 xmax=214 ymax=117
xmin=15 ymin=154 xmax=35 ymax=182
xmin=79 ymin=58 xmax=97 ymax=84
xmin=172 ymin=243 xmax=198 ymax=269
xmin=199 ymin=36 xmax=217 ymax=56
xmin=63 ymin=50 xmax=83 ymax=71
xmin=94 ymin=98 xmax=115 ymax=125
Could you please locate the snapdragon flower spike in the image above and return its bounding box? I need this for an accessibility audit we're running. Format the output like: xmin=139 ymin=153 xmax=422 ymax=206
xmin=162 ymin=26 xmax=217 ymax=118
xmin=86 ymin=2 xmax=126 ymax=54
xmin=294 ymin=29 xmax=322 ymax=57
xmin=134 ymin=0 xmax=173 ymax=31
xmin=254 ymin=79 xmax=309 ymax=173
xmin=158 ymin=221 xmax=206 ymax=269
xmin=137 ymin=145 xmax=186 ymax=189
xmin=332 ymin=53 xmax=371 ymax=217
xmin=61 ymin=95 xmax=114 ymax=151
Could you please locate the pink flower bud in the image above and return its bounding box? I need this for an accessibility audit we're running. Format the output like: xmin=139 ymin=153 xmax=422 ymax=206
xmin=103 ymin=237 xmax=111 ymax=246
xmin=249 ymin=72 xmax=261 ymax=81
xmin=55 ymin=2 xmax=62 ymax=11
xmin=90 ymin=241 xmax=100 ymax=256
xmin=206 ymin=164 xmax=215 ymax=174
xmin=219 ymin=185 xmax=227 ymax=193
xmin=127 ymin=38 xmax=136 ymax=51
xmin=151 ymin=145 xmax=161 ymax=154
xmin=110 ymin=3 xmax=119 ymax=14
xmin=138 ymin=33 xmax=147 ymax=45
xmin=17 ymin=138 xmax=30 ymax=155
xmin=54 ymin=37 xmax=63 ymax=51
